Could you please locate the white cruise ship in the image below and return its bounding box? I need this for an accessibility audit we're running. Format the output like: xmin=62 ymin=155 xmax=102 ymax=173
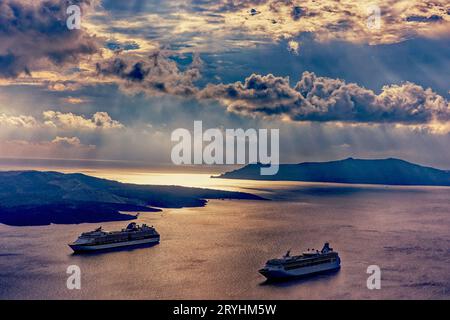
xmin=259 ymin=243 xmax=341 ymax=280
xmin=69 ymin=222 xmax=160 ymax=253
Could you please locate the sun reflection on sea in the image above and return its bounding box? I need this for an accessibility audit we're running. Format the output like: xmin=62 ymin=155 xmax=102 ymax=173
xmin=87 ymin=171 xmax=228 ymax=189
xmin=77 ymin=170 xmax=277 ymax=194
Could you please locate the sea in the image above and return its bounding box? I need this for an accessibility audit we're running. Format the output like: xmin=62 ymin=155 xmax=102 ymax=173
xmin=0 ymin=167 xmax=449 ymax=299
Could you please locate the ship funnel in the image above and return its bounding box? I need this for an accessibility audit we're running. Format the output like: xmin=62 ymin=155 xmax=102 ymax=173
xmin=321 ymin=242 xmax=332 ymax=253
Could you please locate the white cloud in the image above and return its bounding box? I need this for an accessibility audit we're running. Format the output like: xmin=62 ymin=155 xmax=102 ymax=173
xmin=0 ymin=113 xmax=38 ymax=128
xmin=287 ymin=40 xmax=300 ymax=55
xmin=51 ymin=136 xmax=82 ymax=147
xmin=60 ymin=97 xmax=89 ymax=105
xmin=43 ymin=111 xmax=124 ymax=130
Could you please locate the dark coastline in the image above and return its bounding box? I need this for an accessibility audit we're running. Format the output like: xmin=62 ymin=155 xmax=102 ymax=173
xmin=0 ymin=171 xmax=263 ymax=226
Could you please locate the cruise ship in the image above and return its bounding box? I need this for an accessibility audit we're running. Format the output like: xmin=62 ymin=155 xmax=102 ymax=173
xmin=259 ymin=243 xmax=341 ymax=280
xmin=69 ymin=222 xmax=160 ymax=253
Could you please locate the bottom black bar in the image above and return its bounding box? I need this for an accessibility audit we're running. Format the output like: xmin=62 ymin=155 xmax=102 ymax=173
xmin=1 ymin=300 xmax=447 ymax=319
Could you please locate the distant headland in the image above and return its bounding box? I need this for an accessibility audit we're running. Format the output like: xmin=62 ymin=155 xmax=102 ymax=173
xmin=213 ymin=158 xmax=450 ymax=186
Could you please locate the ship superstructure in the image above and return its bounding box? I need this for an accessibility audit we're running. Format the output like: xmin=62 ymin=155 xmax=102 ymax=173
xmin=259 ymin=243 xmax=341 ymax=280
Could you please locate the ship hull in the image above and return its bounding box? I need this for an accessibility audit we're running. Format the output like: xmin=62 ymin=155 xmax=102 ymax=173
xmin=259 ymin=261 xmax=340 ymax=280
xmin=69 ymin=237 xmax=160 ymax=253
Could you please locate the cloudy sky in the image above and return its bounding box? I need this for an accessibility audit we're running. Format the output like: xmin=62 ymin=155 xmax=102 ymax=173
xmin=0 ymin=0 xmax=449 ymax=168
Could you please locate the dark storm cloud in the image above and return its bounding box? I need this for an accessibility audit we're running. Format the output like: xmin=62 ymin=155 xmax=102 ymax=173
xmin=206 ymin=0 xmax=268 ymax=12
xmin=406 ymin=15 xmax=444 ymax=23
xmin=291 ymin=6 xmax=305 ymax=20
xmin=0 ymin=0 xmax=101 ymax=78
xmin=96 ymin=51 xmax=203 ymax=96
xmin=0 ymin=53 xmax=30 ymax=77
xmin=105 ymin=40 xmax=140 ymax=52
xmin=199 ymin=71 xmax=450 ymax=124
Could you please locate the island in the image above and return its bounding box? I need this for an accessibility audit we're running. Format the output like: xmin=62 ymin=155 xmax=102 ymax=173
xmin=214 ymin=158 xmax=450 ymax=186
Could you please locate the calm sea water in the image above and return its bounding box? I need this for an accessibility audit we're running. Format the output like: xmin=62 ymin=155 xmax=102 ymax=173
xmin=0 ymin=171 xmax=449 ymax=299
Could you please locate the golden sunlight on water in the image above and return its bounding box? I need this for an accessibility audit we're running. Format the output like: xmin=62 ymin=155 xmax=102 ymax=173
xmin=56 ymin=168 xmax=306 ymax=195
xmin=88 ymin=171 xmax=233 ymax=189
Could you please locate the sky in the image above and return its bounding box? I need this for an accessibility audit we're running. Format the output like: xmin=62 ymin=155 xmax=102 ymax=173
xmin=0 ymin=0 xmax=449 ymax=169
